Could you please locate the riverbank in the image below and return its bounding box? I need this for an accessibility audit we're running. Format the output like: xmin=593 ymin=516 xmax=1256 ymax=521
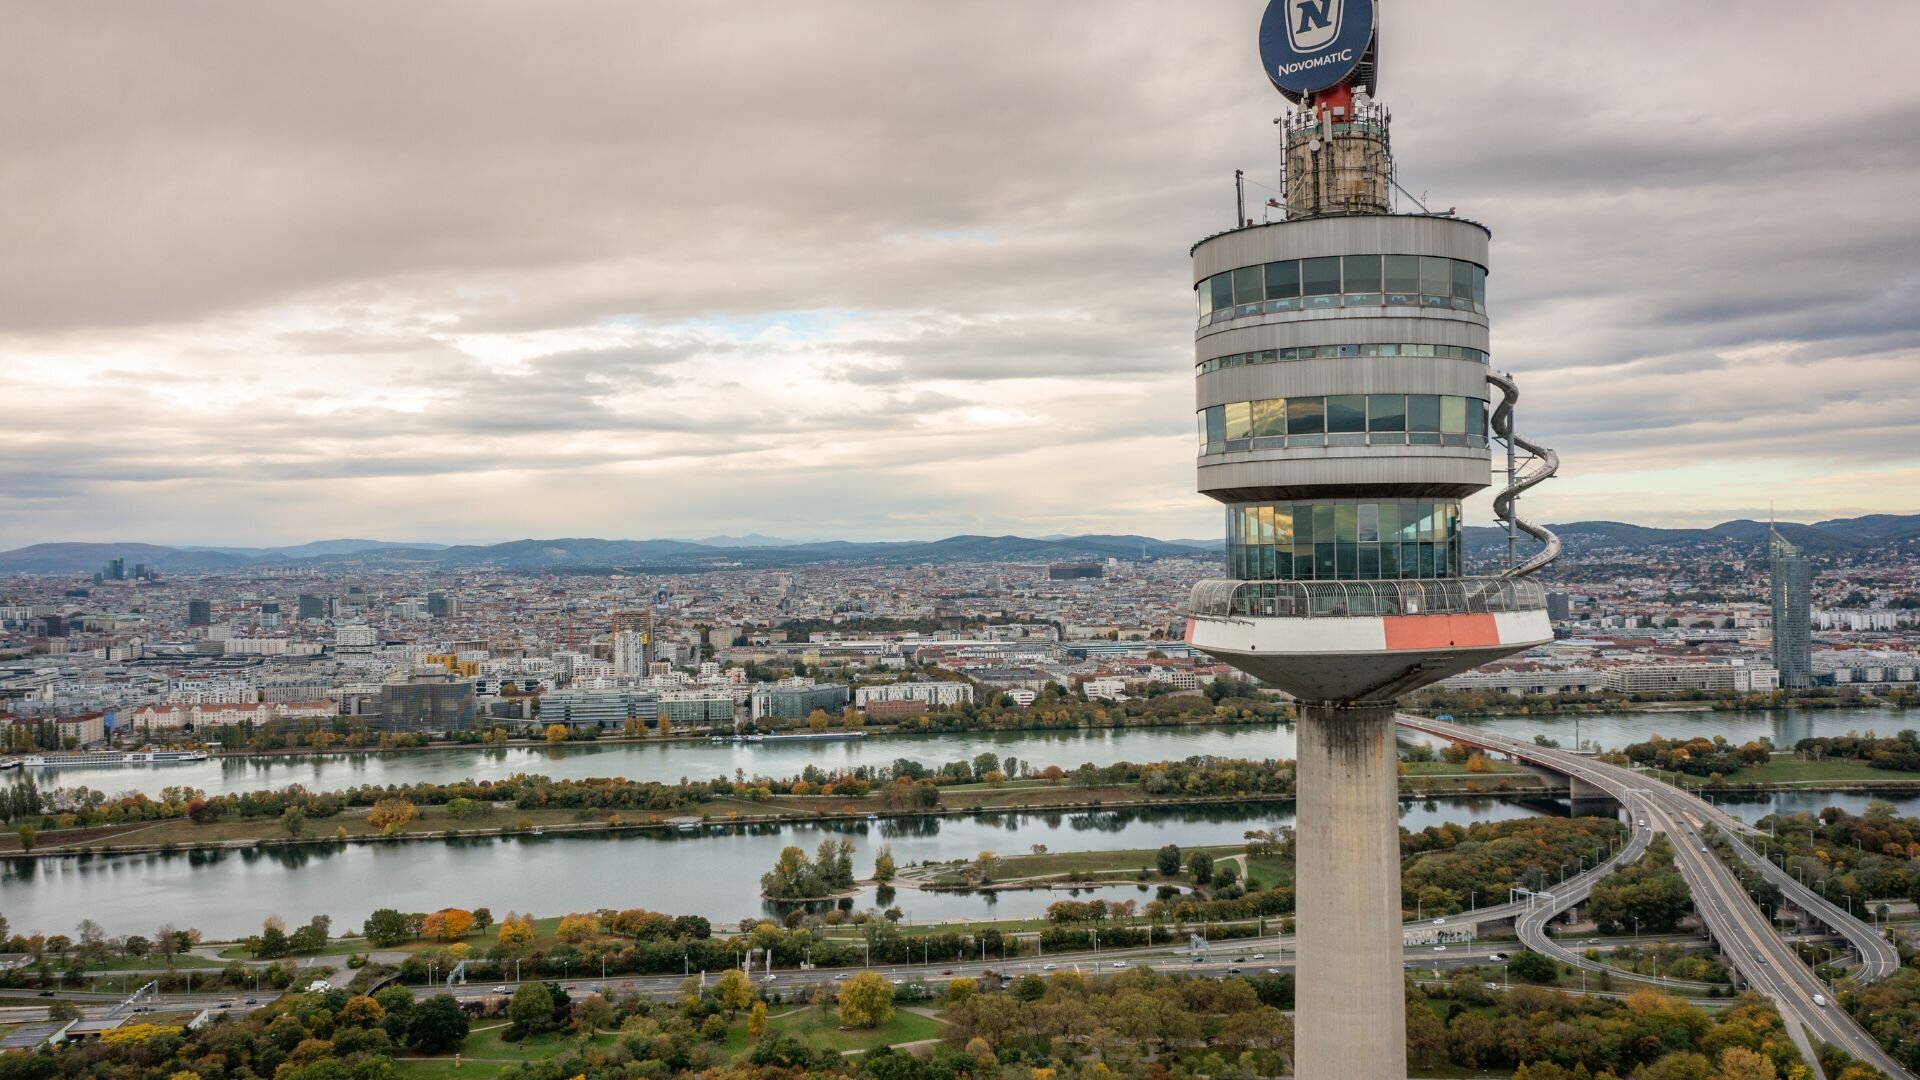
xmin=167 ymin=711 xmax=1293 ymax=763
xmin=23 ymin=748 xmax=1920 ymax=861
xmin=0 ymin=766 xmax=1551 ymax=859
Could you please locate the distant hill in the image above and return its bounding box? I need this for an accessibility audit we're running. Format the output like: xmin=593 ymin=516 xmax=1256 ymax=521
xmin=176 ymin=539 xmax=451 ymax=558
xmin=0 ymin=534 xmax=1214 ymax=575
xmin=1464 ymin=513 xmax=1920 ymax=561
xmin=0 ymin=542 xmax=253 ymax=574
xmin=3 ymin=516 xmax=1912 ymax=575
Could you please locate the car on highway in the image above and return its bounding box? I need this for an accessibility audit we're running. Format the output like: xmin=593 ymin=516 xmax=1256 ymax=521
xmin=1042 ymin=963 xmax=1057 ymax=971
xmin=1433 ymin=945 xmax=1446 ymax=952
xmin=1251 ymin=953 xmax=1265 ymax=960
xmin=1489 ymin=952 xmax=1508 ymax=962
xmin=1227 ymin=966 xmax=1242 ymax=975
xmin=1110 ymin=961 xmax=1127 ymax=969
xmin=244 ymin=998 xmax=258 ymax=1006
xmin=217 ymin=1002 xmax=232 ymax=1009
xmin=890 ymin=978 xmax=903 ymax=985
xmin=833 ymin=973 xmax=848 ymax=981
xmin=1813 ymin=993 xmax=1828 ymax=1007
xmin=1432 ymin=918 xmax=1444 ymax=925
xmin=37 ymin=990 xmax=53 ymax=997
xmin=1267 ymin=967 xmax=1282 ymax=975
xmin=492 ymin=985 xmax=509 ymax=993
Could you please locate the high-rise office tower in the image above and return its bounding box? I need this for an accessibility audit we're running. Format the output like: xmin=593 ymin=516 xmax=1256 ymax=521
xmin=187 ymin=599 xmax=212 ymax=626
xmin=297 ymin=594 xmax=328 ymax=621
xmin=1770 ymin=527 xmax=1811 ymax=689
xmin=1183 ymin=3 xmax=1561 ymax=1075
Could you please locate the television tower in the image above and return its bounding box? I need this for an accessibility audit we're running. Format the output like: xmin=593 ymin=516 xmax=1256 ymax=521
xmin=1184 ymin=3 xmax=1560 ymax=1075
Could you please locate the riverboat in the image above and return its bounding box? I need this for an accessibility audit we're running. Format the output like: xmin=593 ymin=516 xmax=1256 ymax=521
xmin=19 ymin=749 xmax=211 ymax=768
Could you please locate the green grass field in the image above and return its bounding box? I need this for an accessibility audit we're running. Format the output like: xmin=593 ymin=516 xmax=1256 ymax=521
xmin=394 ymin=1024 xmax=618 ymax=1080
xmin=720 ymin=1006 xmax=941 ymax=1057
xmin=1729 ymin=757 xmax=1912 ymax=786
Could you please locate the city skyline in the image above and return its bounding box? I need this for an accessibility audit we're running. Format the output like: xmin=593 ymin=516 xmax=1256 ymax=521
xmin=4 ymin=1 xmax=1919 ymax=549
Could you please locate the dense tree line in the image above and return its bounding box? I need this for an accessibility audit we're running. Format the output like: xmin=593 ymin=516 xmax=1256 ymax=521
xmin=1621 ymin=735 xmax=1772 ymax=778
xmin=1795 ymin=731 xmax=1920 ymax=772
xmin=1586 ymin=836 xmax=1693 ymax=934
xmin=1751 ymin=802 xmax=1920 ymax=912
xmin=0 ymin=984 xmax=470 ymax=1080
xmin=760 ymin=839 xmax=856 ymax=900
xmin=1411 ymin=685 xmax=1901 ymax=717
xmin=1402 ymin=817 xmax=1625 ymax=918
xmin=0 ymin=940 xmax=1841 ymax=1079
xmin=7 ymin=750 xmax=1308 ymax=834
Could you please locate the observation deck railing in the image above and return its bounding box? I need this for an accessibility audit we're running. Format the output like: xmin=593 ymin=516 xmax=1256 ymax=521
xmin=1188 ymin=576 xmax=1546 ymax=620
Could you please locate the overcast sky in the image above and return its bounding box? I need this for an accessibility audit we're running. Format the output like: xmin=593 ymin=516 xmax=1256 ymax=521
xmin=3 ymin=1 xmax=1918 ymax=548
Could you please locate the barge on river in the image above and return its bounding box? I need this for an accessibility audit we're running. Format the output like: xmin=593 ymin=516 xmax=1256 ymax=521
xmin=17 ymin=749 xmax=211 ymax=768
xmin=708 ymin=731 xmax=866 ymax=745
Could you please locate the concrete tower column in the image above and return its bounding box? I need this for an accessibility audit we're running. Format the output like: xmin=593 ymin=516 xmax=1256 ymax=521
xmin=1293 ymin=702 xmax=1405 ymax=1080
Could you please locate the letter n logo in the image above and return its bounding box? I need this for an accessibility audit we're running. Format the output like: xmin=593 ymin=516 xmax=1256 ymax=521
xmin=1288 ymin=0 xmax=1341 ymax=52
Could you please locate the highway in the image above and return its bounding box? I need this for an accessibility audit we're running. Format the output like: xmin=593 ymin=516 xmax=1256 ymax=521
xmin=1402 ymin=713 xmax=1911 ymax=1078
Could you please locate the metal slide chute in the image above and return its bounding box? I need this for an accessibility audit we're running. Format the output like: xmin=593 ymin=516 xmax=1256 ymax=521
xmin=1486 ymin=370 xmax=1561 ymax=578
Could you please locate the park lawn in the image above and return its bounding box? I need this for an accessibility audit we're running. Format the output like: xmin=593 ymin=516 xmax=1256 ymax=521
xmin=1729 ymin=757 xmax=1914 ymax=786
xmin=78 ymin=953 xmax=222 ymax=971
xmin=727 ymin=1006 xmax=941 ymax=1058
xmin=394 ymin=1025 xmax=618 ymax=1080
xmin=1402 ymin=760 xmax=1526 ymax=776
xmin=1242 ymin=852 xmax=1292 ymax=888
xmin=914 ymin=843 xmax=1248 ymax=887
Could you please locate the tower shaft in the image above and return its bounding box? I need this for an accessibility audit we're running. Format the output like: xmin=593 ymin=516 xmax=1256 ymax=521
xmin=1293 ymin=702 xmax=1406 ymax=1079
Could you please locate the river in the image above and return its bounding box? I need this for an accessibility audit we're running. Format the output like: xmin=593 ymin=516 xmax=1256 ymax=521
xmin=18 ymin=707 xmax=1908 ymax=800
xmin=0 ymin=797 xmax=1556 ymax=938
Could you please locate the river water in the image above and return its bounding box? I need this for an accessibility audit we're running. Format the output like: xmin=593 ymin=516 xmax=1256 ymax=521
xmin=20 ymin=707 xmax=1907 ymax=800
xmin=3 ymin=707 xmax=1909 ymax=938
xmin=0 ymin=798 xmax=1553 ymax=939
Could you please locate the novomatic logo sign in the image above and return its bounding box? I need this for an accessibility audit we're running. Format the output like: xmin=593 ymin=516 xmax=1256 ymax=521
xmin=1286 ymin=0 xmax=1342 ymax=52
xmin=1259 ymin=0 xmax=1374 ymax=98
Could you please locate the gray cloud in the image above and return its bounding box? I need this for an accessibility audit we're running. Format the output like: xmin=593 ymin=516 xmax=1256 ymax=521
xmin=1 ymin=1 xmax=1918 ymax=545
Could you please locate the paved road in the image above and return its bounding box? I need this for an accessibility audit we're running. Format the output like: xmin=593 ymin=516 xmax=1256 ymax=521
xmin=1403 ymin=714 xmax=1911 ymax=1079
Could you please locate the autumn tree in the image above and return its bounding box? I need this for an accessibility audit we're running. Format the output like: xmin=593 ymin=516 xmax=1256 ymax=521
xmin=717 ymin=968 xmax=756 ymax=1016
xmin=421 ymin=908 xmax=475 ymax=942
xmin=337 ymin=995 xmax=384 ymax=1028
xmin=747 ymin=1000 xmax=768 ymax=1038
xmin=838 ymin=971 xmax=896 ymax=1029
xmin=545 ymin=723 xmax=569 ymax=745
xmin=974 ymin=850 xmax=1000 ymax=884
xmin=554 ymin=913 xmax=598 ymax=943
xmin=873 ymin=845 xmax=896 ymax=883
xmin=497 ymin=916 xmax=536 ymax=951
xmin=366 ymin=798 xmax=416 ymax=834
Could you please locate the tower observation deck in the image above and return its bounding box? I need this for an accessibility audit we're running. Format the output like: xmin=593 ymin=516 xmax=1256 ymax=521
xmin=1181 ymin=3 xmax=1560 ymax=1077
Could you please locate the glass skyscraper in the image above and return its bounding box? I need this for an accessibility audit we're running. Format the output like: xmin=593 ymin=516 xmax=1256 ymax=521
xmin=1770 ymin=527 xmax=1812 ymax=689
